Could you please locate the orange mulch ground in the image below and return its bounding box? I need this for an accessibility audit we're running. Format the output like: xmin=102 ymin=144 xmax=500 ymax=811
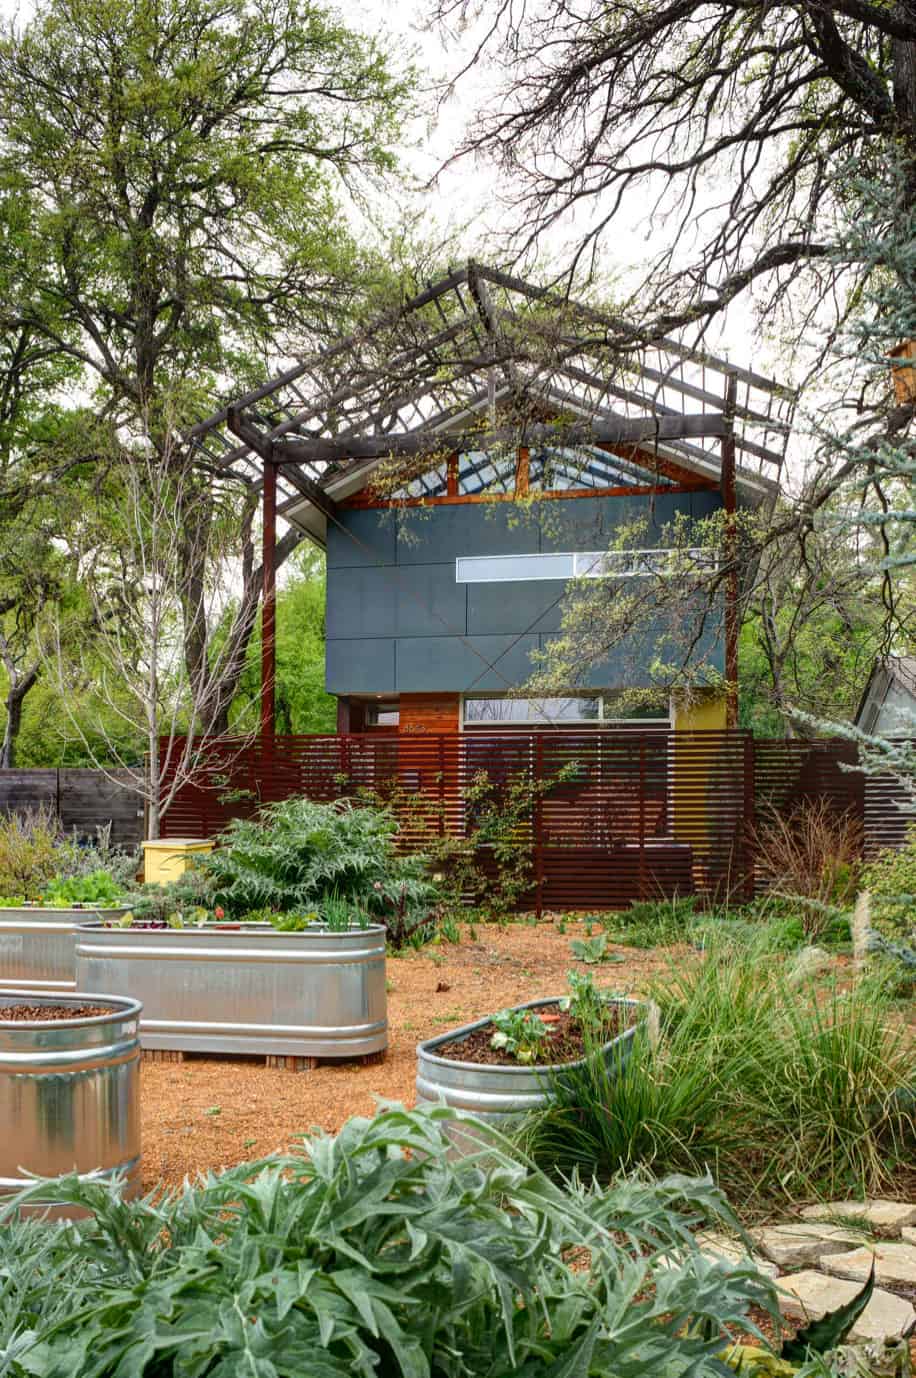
xmin=140 ymin=918 xmax=673 ymax=1189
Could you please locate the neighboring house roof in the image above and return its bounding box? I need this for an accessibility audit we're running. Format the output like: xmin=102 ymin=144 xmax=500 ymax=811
xmin=854 ymin=656 xmax=916 ymax=734
xmin=188 ymin=261 xmax=795 ymax=546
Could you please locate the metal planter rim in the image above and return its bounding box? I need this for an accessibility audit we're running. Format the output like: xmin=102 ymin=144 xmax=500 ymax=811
xmin=76 ymin=921 xmax=387 ymax=936
xmin=416 ymin=994 xmax=645 ymax=1073
xmin=0 ymin=988 xmax=142 ymax=1027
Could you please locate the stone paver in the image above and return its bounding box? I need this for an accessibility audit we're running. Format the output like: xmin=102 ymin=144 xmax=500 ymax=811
xmin=774 ymin=1270 xmax=916 ymax=1344
xmin=753 ymin=1223 xmax=867 ymax=1269
xmin=902 ymin=1226 xmax=916 ymax=1246
xmin=799 ymin=1200 xmax=916 ymax=1236
xmin=820 ymin=1242 xmax=916 ymax=1289
xmin=696 ymin=1233 xmax=779 ymax=1279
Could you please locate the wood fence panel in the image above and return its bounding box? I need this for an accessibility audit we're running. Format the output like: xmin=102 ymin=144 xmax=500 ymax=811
xmin=0 ymin=769 xmax=143 ymax=849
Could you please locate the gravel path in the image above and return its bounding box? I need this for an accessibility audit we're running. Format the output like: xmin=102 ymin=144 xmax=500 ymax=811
xmin=140 ymin=919 xmax=671 ymax=1188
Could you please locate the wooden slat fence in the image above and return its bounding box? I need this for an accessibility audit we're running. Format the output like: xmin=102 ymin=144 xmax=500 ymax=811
xmin=0 ymin=769 xmax=143 ymax=848
xmin=158 ymin=730 xmax=899 ymax=911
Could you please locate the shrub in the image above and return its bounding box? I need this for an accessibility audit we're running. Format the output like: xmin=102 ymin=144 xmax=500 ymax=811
xmin=753 ymin=798 xmax=863 ymax=929
xmin=199 ymin=797 xmax=442 ymax=945
xmin=0 ymin=1106 xmax=790 ymax=1377
xmin=603 ymin=895 xmax=699 ymax=948
xmin=54 ymin=822 xmax=140 ymax=892
xmin=0 ymin=806 xmax=62 ymax=898
xmin=523 ymin=934 xmax=915 ymax=1207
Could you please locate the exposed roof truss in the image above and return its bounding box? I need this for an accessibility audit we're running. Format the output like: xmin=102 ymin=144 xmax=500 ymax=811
xmin=188 ymin=261 xmax=795 ymax=539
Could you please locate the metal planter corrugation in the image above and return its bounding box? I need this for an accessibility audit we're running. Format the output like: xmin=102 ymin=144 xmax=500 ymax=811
xmin=0 ymin=907 xmax=129 ymax=992
xmin=416 ymin=996 xmax=643 ymax=1150
xmin=0 ymin=989 xmax=142 ymax=1211
xmin=75 ymin=923 xmax=388 ymax=1059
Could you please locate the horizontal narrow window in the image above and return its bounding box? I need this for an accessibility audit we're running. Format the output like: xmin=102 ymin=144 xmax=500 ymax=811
xmin=456 ymin=549 xmax=717 ymax=583
xmin=456 ymin=553 xmax=574 ymax=582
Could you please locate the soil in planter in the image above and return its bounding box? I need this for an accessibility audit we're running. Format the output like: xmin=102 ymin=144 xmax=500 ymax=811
xmin=0 ymin=1003 xmax=113 ymax=1022
xmin=441 ymin=1002 xmax=637 ymax=1067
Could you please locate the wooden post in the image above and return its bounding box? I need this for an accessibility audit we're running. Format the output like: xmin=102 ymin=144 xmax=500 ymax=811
xmin=261 ymin=454 xmax=277 ymax=740
xmin=721 ymin=373 xmax=739 ymax=729
xmin=638 ymin=738 xmax=647 ymax=899
xmin=534 ymin=734 xmax=544 ymax=920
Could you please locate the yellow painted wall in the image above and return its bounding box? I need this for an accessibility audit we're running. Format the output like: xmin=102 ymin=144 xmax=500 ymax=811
xmin=670 ymin=690 xmax=729 ymax=853
xmin=671 ymin=690 xmax=728 ymax=733
xmin=142 ymin=838 xmax=214 ymax=886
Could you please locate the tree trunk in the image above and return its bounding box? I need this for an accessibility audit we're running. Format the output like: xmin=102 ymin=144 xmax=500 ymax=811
xmin=0 ymin=668 xmax=39 ymax=769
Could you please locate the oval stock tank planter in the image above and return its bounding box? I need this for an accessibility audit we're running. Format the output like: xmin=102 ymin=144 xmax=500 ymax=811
xmin=0 ymin=906 xmax=129 ymax=993
xmin=0 ymin=990 xmax=141 ymax=1212
xmin=75 ymin=923 xmax=388 ymax=1062
xmin=416 ymin=996 xmax=644 ymax=1153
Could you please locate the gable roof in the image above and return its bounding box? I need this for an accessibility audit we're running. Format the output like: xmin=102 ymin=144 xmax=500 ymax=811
xmin=855 ymin=656 xmax=916 ymax=733
xmin=188 ymin=261 xmax=795 ymax=544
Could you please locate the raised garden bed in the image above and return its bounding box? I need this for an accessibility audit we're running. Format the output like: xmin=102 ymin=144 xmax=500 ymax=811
xmin=0 ymin=905 xmax=129 ymax=992
xmin=415 ymin=994 xmax=644 ymax=1150
xmin=75 ymin=922 xmax=388 ymax=1065
xmin=0 ymin=988 xmax=142 ymax=1212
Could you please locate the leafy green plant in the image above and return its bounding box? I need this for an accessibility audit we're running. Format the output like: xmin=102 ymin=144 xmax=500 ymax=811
xmin=570 ymin=931 xmax=623 ymax=964
xmin=43 ymin=869 xmax=124 ymax=907
xmin=0 ymin=1106 xmax=790 ymax=1378
xmin=559 ymin=968 xmax=617 ymax=1030
xmin=490 ymin=1006 xmax=549 ymax=1063
xmin=54 ymin=823 xmax=140 ymax=892
xmin=269 ymin=909 xmax=321 ymax=932
xmin=121 ymin=871 xmax=215 ymax=927
xmin=200 ymin=798 xmax=441 ymax=944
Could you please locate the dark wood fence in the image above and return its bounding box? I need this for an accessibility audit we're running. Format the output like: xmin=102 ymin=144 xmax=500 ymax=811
xmin=0 ymin=769 xmax=143 ymax=848
xmin=157 ymin=730 xmax=902 ymax=911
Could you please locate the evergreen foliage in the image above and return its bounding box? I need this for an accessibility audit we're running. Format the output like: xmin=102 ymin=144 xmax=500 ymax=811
xmin=0 ymin=1105 xmax=797 ymax=1378
xmin=200 ymin=797 xmax=441 ymax=929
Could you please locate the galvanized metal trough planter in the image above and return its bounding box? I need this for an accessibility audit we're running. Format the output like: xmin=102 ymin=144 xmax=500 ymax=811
xmin=416 ymin=995 xmax=645 ymax=1153
xmin=75 ymin=922 xmax=388 ymax=1062
xmin=0 ymin=906 xmax=129 ymax=993
xmin=0 ymin=989 xmax=142 ymax=1213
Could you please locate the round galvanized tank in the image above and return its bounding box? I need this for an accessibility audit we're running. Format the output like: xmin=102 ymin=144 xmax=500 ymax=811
xmin=0 ymin=989 xmax=142 ymax=1210
xmin=0 ymin=907 xmax=129 ymax=992
xmin=416 ymin=996 xmax=643 ymax=1152
xmin=75 ymin=922 xmax=388 ymax=1059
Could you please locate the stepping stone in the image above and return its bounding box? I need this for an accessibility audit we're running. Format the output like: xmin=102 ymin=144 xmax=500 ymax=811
xmin=820 ymin=1242 xmax=916 ymax=1289
xmin=902 ymin=1227 xmax=916 ymax=1246
xmin=774 ymin=1270 xmax=916 ymax=1344
xmin=696 ymin=1232 xmax=778 ymax=1279
xmin=753 ymin=1223 xmax=866 ymax=1269
xmin=799 ymin=1200 xmax=916 ymax=1236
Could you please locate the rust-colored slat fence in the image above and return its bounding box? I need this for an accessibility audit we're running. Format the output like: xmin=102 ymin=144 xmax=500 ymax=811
xmin=159 ymin=731 xmax=896 ymax=912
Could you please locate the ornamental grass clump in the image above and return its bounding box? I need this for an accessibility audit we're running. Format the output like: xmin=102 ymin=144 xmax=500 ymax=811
xmin=522 ymin=933 xmax=915 ymax=1207
xmin=0 ymin=1105 xmax=794 ymax=1378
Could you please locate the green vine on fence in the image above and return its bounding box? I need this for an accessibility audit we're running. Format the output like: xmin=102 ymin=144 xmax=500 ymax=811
xmin=353 ymin=760 xmax=582 ymax=919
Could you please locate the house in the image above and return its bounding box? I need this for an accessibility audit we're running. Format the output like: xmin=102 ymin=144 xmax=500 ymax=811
xmin=855 ymin=656 xmax=916 ymax=736
xmin=191 ymin=264 xmax=792 ymax=740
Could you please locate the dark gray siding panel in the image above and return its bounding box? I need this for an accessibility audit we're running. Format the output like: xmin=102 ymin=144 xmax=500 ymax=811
xmin=537 ymin=492 xmax=688 ymax=552
xmin=326 ymin=566 xmax=397 ymax=639
xmin=395 ymin=634 xmax=539 ymax=692
xmin=326 ymin=510 xmax=396 ymax=568
xmin=396 ymin=504 xmax=539 ymax=565
xmin=326 ymin=638 xmax=395 ymax=694
xmin=327 ymin=564 xmax=466 ymax=639
xmin=467 ymin=580 xmax=565 ymax=635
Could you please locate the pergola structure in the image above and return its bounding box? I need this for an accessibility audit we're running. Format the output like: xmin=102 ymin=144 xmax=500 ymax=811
xmin=189 ymin=261 xmax=795 ymax=734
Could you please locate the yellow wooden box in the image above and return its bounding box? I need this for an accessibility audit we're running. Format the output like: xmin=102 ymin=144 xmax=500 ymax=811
xmin=142 ymin=838 xmax=214 ymax=886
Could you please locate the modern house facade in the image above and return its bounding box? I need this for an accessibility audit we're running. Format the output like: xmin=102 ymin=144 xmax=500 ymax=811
xmin=191 ymin=263 xmax=792 ymax=741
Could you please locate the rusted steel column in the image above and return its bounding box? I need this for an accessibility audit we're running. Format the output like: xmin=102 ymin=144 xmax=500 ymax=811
xmin=722 ymin=373 xmax=739 ymax=729
xmin=261 ymin=453 xmax=277 ymax=739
